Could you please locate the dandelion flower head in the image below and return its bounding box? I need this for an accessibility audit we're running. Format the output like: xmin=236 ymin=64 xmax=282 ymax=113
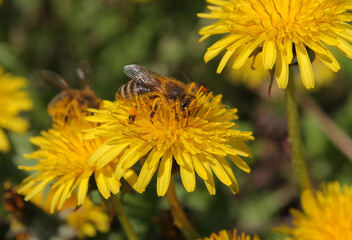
xmin=274 ymin=181 xmax=352 ymax=240
xmin=0 ymin=68 xmax=32 ymax=152
xmin=198 ymin=0 xmax=352 ymax=89
xmin=18 ymin=89 xmax=138 ymax=212
xmin=85 ymin=70 xmax=254 ymax=197
xmin=204 ymin=229 xmax=260 ymax=240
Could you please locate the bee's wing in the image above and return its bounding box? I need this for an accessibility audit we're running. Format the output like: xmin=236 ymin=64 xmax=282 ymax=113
xmin=123 ymin=64 xmax=152 ymax=81
xmin=42 ymin=70 xmax=71 ymax=90
xmin=123 ymin=64 xmax=168 ymax=94
xmin=76 ymin=60 xmax=94 ymax=90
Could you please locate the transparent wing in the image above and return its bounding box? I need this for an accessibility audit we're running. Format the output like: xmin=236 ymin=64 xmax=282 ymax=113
xmin=42 ymin=70 xmax=71 ymax=90
xmin=123 ymin=64 xmax=168 ymax=94
xmin=123 ymin=64 xmax=152 ymax=82
xmin=76 ymin=60 xmax=94 ymax=90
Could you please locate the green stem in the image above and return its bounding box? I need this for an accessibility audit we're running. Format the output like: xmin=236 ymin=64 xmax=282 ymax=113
xmin=110 ymin=194 xmax=139 ymax=240
xmin=285 ymin=67 xmax=311 ymax=191
xmin=166 ymin=178 xmax=201 ymax=240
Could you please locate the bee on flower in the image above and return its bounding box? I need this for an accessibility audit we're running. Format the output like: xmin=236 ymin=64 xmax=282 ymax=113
xmin=85 ymin=64 xmax=254 ymax=197
xmin=42 ymin=62 xmax=100 ymax=125
xmin=116 ymin=64 xmax=197 ymax=123
xmin=18 ymin=65 xmax=139 ymax=212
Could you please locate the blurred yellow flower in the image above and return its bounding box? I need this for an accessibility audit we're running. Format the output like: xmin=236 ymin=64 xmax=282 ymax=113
xmin=85 ymin=85 xmax=254 ymax=197
xmin=66 ymin=199 xmax=110 ymax=238
xmin=274 ymin=181 xmax=352 ymax=240
xmin=29 ymin=189 xmax=110 ymax=239
xmin=18 ymin=91 xmax=138 ymax=212
xmin=203 ymin=229 xmax=260 ymax=240
xmin=226 ymin=53 xmax=335 ymax=90
xmin=226 ymin=52 xmax=270 ymax=89
xmin=0 ymin=68 xmax=32 ymax=152
xmin=198 ymin=0 xmax=352 ymax=89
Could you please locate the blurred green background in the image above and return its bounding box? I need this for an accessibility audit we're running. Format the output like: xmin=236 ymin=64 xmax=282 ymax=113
xmin=1 ymin=0 xmax=352 ymax=239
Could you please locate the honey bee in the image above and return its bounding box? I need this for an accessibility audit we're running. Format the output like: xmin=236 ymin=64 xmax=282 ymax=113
xmin=116 ymin=64 xmax=196 ymax=123
xmin=42 ymin=61 xmax=100 ymax=124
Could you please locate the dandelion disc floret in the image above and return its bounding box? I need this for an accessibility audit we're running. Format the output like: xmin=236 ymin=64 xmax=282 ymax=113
xmin=85 ymin=84 xmax=254 ymax=196
xmin=198 ymin=0 xmax=352 ymax=89
xmin=274 ymin=181 xmax=352 ymax=240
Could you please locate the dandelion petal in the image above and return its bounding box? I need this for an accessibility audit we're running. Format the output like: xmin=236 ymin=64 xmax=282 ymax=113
xmin=296 ymin=43 xmax=315 ymax=89
xmin=203 ymin=162 xmax=216 ymax=195
xmin=157 ymin=151 xmax=173 ymax=196
xmin=77 ymin=177 xmax=89 ymax=205
xmin=180 ymin=165 xmax=196 ymax=192
xmin=263 ymin=40 xmax=277 ymax=69
xmin=275 ymin=51 xmax=289 ymax=89
xmin=233 ymin=36 xmax=265 ymax=69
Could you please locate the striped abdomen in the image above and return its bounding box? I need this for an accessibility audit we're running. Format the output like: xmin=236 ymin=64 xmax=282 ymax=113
xmin=117 ymin=80 xmax=154 ymax=99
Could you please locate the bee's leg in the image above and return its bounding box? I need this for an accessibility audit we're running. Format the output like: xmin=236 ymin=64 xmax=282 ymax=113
xmin=149 ymin=97 xmax=160 ymax=123
xmin=64 ymin=105 xmax=72 ymax=123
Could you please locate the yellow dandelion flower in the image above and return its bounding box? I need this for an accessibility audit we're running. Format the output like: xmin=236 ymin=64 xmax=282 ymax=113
xmin=85 ymin=84 xmax=253 ymax=197
xmin=0 ymin=68 xmax=32 ymax=152
xmin=198 ymin=0 xmax=352 ymax=89
xmin=18 ymin=91 xmax=138 ymax=212
xmin=274 ymin=181 xmax=352 ymax=240
xmin=203 ymin=229 xmax=260 ymax=240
